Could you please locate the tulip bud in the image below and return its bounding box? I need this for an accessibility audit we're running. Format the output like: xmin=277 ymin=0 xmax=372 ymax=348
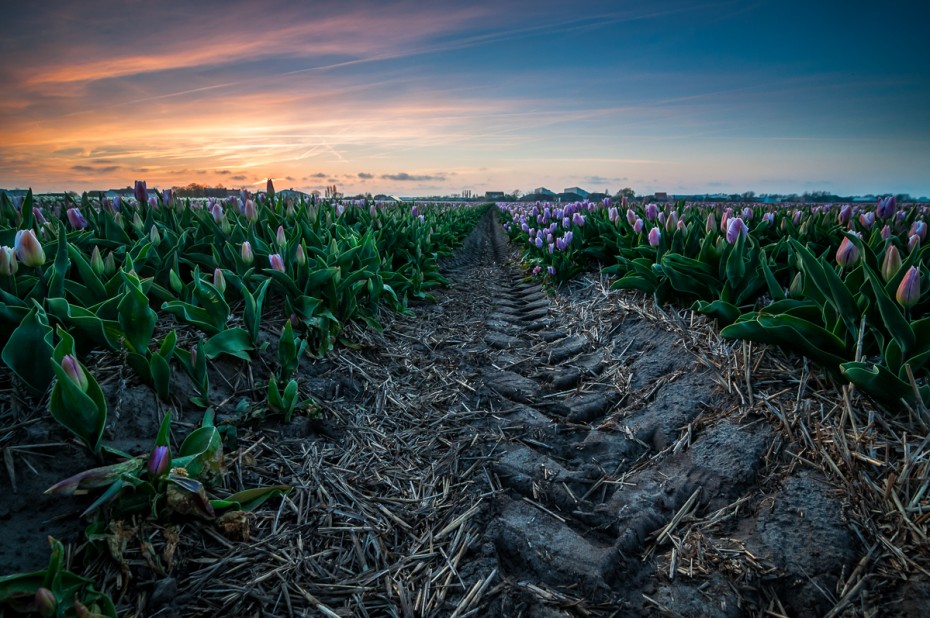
xmin=648 ymin=227 xmax=661 ymax=247
xmin=104 ymin=251 xmax=116 ymax=277
xmin=34 ymin=587 xmax=57 ymax=618
xmin=789 ymin=272 xmax=803 ymax=298
xmin=67 ymin=207 xmax=88 ymax=230
xmin=370 ymin=205 xmax=377 ymax=218
xmin=876 ymin=195 xmax=896 ymax=218
xmin=243 ymin=199 xmax=257 ymax=221
xmin=150 ymin=225 xmax=161 ymax=244
xmin=237 ymin=241 xmax=254 ymax=267
xmin=838 ymin=204 xmax=852 ymax=224
xmin=61 ymin=354 xmax=89 ymax=392
xmin=276 ymin=225 xmax=286 ymax=246
xmin=89 ymin=246 xmax=104 ymax=276
xmin=835 ymin=237 xmax=859 ymax=268
xmin=169 ymin=269 xmax=184 ymax=294
xmin=881 ymin=225 xmax=892 ymax=240
xmin=131 ymin=213 xmax=144 ymax=234
xmin=858 ymin=211 xmax=875 ymax=230
xmin=705 ymin=212 xmax=716 ymax=234
xmin=213 ymin=268 xmax=226 ymax=294
xmin=0 ymin=246 xmax=17 ymax=276
xmin=134 ymin=179 xmax=148 ymax=205
xmin=881 ymin=245 xmax=902 ymax=282
xmin=608 ymin=207 xmax=619 ymax=223
xmin=14 ymin=229 xmax=46 ymax=267
xmin=908 ymin=234 xmax=921 ymax=254
xmin=896 ymin=266 xmax=920 ymax=309
xmin=645 ymin=203 xmax=658 ymax=220
xmin=910 ymin=220 xmax=927 ymax=242
xmin=626 ymin=208 xmax=637 ymax=226
xmin=33 ymin=206 xmax=46 ymax=225
xmin=147 ymin=444 xmax=170 ymax=478
xmin=269 ymin=253 xmax=285 ymax=272
xmin=725 ymin=217 xmax=748 ymax=244
xmin=633 ymin=218 xmax=643 ymax=234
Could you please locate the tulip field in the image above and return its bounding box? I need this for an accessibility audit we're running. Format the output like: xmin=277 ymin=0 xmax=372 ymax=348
xmin=1 ymin=187 xmax=929 ymax=616
xmin=500 ymin=197 xmax=929 ymax=411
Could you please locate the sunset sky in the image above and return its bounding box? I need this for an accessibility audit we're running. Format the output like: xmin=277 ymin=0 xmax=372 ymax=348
xmin=1 ymin=0 xmax=928 ymax=197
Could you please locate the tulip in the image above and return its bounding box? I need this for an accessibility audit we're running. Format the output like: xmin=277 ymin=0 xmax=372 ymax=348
xmin=572 ymin=212 xmax=585 ymax=227
xmin=562 ymin=216 xmax=571 ymax=229
xmin=418 ymin=214 xmax=425 ymax=224
xmin=838 ymin=204 xmax=852 ymax=224
xmin=134 ymin=180 xmax=148 ymax=205
xmin=411 ymin=206 xmax=419 ymax=217
xmin=896 ymin=266 xmax=920 ymax=308
xmin=607 ymin=207 xmax=619 ymax=223
xmin=908 ymin=234 xmax=921 ymax=254
xmin=90 ymin=246 xmax=104 ymax=276
xmin=169 ymin=269 xmax=184 ymax=294
xmin=147 ymin=444 xmax=170 ymax=478
xmin=548 ymin=243 xmax=554 ymax=254
xmin=241 ymin=241 xmax=254 ymax=264
xmin=645 ymin=203 xmax=658 ymax=220
xmin=337 ymin=204 xmax=346 ymax=217
xmin=32 ymin=206 xmax=46 ymax=225
xmin=532 ymin=265 xmax=542 ymax=275
xmin=34 ymin=587 xmax=57 ymax=617
xmin=633 ymin=218 xmax=644 ymax=234
xmin=210 ymin=203 xmax=224 ymax=225
xmin=148 ymin=196 xmax=158 ymax=210
xmin=793 ymin=210 xmax=802 ymax=226
xmin=881 ymin=245 xmax=902 ymax=282
xmin=881 ymin=225 xmax=892 ymax=240
xmin=762 ymin=212 xmax=774 ymax=225
xmin=563 ymin=231 xmax=573 ymax=246
xmin=0 ymin=246 xmax=17 ymax=276
xmin=858 ymin=211 xmax=875 ymax=230
xmin=150 ymin=225 xmax=161 ymax=244
xmin=276 ymin=225 xmax=286 ymax=246
xmin=705 ymin=212 xmax=716 ymax=234
xmin=269 ymin=253 xmax=285 ymax=272
xmin=648 ymin=227 xmax=661 ymax=247
xmin=104 ymin=251 xmax=116 ymax=277
xmin=789 ymin=272 xmax=803 ymax=298
xmin=534 ymin=236 xmax=543 ymax=249
xmin=213 ymin=268 xmax=226 ymax=293
xmin=547 ymin=265 xmax=556 ymax=276
xmin=46 ymin=457 xmax=143 ymax=496
xmin=295 ymin=244 xmax=306 ymax=266
xmin=835 ymin=237 xmax=859 ymax=267
xmin=162 ymin=188 xmax=173 ymax=205
xmin=369 ymin=204 xmax=377 ymax=217
xmin=14 ymin=229 xmax=45 ymax=267
xmin=61 ymin=354 xmax=89 ymax=392
xmin=910 ymin=221 xmax=927 ymax=242
xmin=67 ymin=207 xmax=88 ymax=230
xmin=725 ymin=217 xmax=748 ymax=244
xmin=876 ymin=195 xmax=896 ymax=218
xmin=266 ymin=178 xmax=275 ymax=195
xmin=626 ymin=208 xmax=637 ymax=226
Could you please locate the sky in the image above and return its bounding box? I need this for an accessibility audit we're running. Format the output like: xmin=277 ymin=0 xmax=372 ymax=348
xmin=1 ymin=0 xmax=928 ymax=197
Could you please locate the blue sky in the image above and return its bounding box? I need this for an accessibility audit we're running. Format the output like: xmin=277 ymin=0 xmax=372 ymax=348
xmin=1 ymin=0 xmax=927 ymax=196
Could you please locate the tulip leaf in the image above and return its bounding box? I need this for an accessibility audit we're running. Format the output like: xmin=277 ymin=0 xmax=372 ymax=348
xmin=865 ymin=264 xmax=915 ymax=355
xmin=67 ymin=244 xmax=107 ymax=302
xmin=1 ymin=302 xmax=55 ymax=394
xmin=150 ymin=353 xmax=172 ymax=402
xmin=721 ymin=313 xmax=847 ymax=369
xmin=210 ymin=485 xmax=293 ymax=513
xmin=841 ymin=361 xmax=929 ymax=408
xmin=117 ymin=270 xmax=157 ymax=354
xmin=203 ymin=327 xmax=253 ymax=361
xmin=692 ymin=300 xmax=741 ymax=326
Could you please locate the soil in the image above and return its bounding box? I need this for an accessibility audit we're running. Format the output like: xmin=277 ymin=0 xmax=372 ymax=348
xmin=1 ymin=209 xmax=927 ymax=616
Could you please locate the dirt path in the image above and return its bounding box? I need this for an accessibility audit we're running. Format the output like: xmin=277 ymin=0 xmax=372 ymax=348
xmin=3 ymin=209 xmax=926 ymax=617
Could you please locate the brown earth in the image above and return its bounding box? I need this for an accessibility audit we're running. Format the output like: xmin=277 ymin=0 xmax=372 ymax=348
xmin=1 ymin=209 xmax=928 ymax=616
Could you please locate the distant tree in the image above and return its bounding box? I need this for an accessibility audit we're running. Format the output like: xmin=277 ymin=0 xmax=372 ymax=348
xmin=741 ymin=191 xmax=755 ymax=200
xmin=511 ymin=189 xmax=523 ymax=199
xmin=615 ymin=187 xmax=636 ymax=200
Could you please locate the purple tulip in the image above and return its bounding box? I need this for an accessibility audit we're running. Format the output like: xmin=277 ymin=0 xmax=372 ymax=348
xmin=896 ymin=266 xmax=920 ymax=308
xmin=548 ymin=243 xmax=554 ymax=254
xmin=35 ymin=587 xmax=57 ymax=617
xmin=276 ymin=225 xmax=286 ymax=246
xmin=32 ymin=206 xmax=46 ymax=225
xmin=243 ymin=199 xmax=257 ymax=220
xmin=370 ymin=205 xmax=377 ymax=217
xmin=858 ymin=211 xmax=875 ymax=230
xmin=210 ymin=203 xmax=224 ymax=224
xmin=269 ymin=253 xmax=285 ymax=272
xmin=876 ymin=195 xmax=897 ymax=218
xmin=61 ymin=354 xmax=88 ymax=392
xmin=793 ymin=210 xmax=802 ymax=226
xmin=148 ymin=196 xmax=158 ymax=210
xmin=562 ymin=216 xmax=571 ymax=229
xmin=910 ymin=221 xmax=927 ymax=242
xmin=337 ymin=204 xmax=346 ymax=217
xmin=147 ymin=444 xmax=170 ymax=478
xmin=648 ymin=227 xmax=661 ymax=247
xmin=241 ymin=241 xmax=254 ymax=264
xmin=908 ymin=234 xmax=921 ymax=254
xmin=608 ymin=207 xmax=619 ymax=223
xmin=67 ymin=207 xmax=88 ymax=230
xmin=572 ymin=212 xmax=585 ymax=227
xmin=564 ymin=230 xmax=573 ymax=245
xmin=725 ymin=217 xmax=748 ymax=244
xmin=535 ymin=237 xmax=543 ymax=249
xmin=762 ymin=212 xmax=774 ymax=225
xmin=633 ymin=218 xmax=643 ymax=234
xmin=838 ymin=204 xmax=852 ymax=225
xmin=835 ymin=237 xmax=859 ymax=267
xmin=134 ymin=180 xmax=147 ymax=205
xmin=645 ymin=203 xmax=658 ymax=220
xmin=881 ymin=245 xmax=902 ymax=282
xmin=547 ymin=265 xmax=556 ymax=276
xmin=162 ymin=188 xmax=172 ymax=205
xmin=881 ymin=225 xmax=892 ymax=240
xmin=14 ymin=229 xmax=45 ymax=267
xmin=411 ymin=206 xmax=419 ymax=217
xmin=532 ymin=265 xmax=542 ymax=275
xmin=626 ymin=208 xmax=637 ymax=226
xmin=705 ymin=212 xmax=716 ymax=234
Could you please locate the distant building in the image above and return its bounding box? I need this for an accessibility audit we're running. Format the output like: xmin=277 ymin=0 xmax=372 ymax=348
xmin=653 ymin=192 xmax=669 ymax=201
xmin=563 ymin=187 xmax=589 ymax=198
xmin=532 ymin=187 xmax=556 ymax=197
xmin=278 ymin=189 xmax=311 ymax=201
xmin=556 ymin=191 xmax=586 ymax=203
xmin=485 ymin=191 xmax=506 ymax=200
